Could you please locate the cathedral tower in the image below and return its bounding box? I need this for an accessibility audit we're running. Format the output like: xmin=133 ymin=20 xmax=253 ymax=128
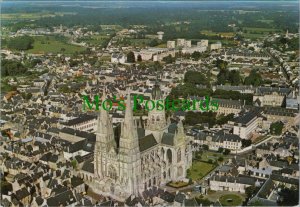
xmin=94 ymin=90 xmax=116 ymax=179
xmin=145 ymin=81 xmax=168 ymax=142
xmin=118 ymin=92 xmax=141 ymax=196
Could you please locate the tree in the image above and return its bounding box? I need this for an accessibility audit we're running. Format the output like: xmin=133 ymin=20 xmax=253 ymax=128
xmin=245 ymin=186 xmax=257 ymax=198
xmin=244 ymin=70 xmax=263 ymax=86
xmin=218 ymin=157 xmax=224 ymax=162
xmin=270 ymin=121 xmax=284 ymax=135
xmin=242 ymin=139 xmax=252 ymax=148
xmin=7 ymin=36 xmax=34 ymax=50
xmin=137 ymin=54 xmax=142 ymax=62
xmin=229 ymin=70 xmax=241 ymax=85
xmin=215 ymin=59 xmax=228 ymax=70
xmin=277 ymin=187 xmax=299 ymax=206
xmin=191 ymin=51 xmax=201 ymax=61
xmin=223 ymin=149 xmax=231 ymax=155
xmin=202 ymin=144 xmax=209 ymax=150
xmin=1 ymin=59 xmax=27 ymax=76
xmin=127 ymin=51 xmax=135 ymax=63
xmin=162 ymin=54 xmax=175 ymax=64
xmin=217 ymin=147 xmax=224 ymax=153
xmin=71 ymin=160 xmax=78 ymax=169
xmin=184 ymin=71 xmax=208 ymax=85
xmin=149 ymin=39 xmax=159 ymax=47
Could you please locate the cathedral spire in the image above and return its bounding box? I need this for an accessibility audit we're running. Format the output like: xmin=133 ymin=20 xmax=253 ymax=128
xmin=97 ymin=89 xmax=109 ymax=134
xmin=96 ymin=88 xmax=115 ymax=148
xmin=121 ymin=91 xmax=139 ymax=141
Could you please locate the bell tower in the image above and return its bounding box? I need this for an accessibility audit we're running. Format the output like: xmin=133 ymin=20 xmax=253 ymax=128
xmin=145 ymin=80 xmax=168 ymax=142
xmin=118 ymin=92 xmax=141 ymax=196
xmin=94 ymin=89 xmax=116 ymax=179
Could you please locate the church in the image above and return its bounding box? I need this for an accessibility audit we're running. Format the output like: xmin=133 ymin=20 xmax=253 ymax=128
xmin=82 ymin=84 xmax=193 ymax=201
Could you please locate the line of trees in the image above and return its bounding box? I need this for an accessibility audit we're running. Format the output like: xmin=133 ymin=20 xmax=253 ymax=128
xmin=7 ymin=36 xmax=34 ymax=51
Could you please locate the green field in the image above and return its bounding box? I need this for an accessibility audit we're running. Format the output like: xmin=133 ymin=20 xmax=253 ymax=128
xmin=1 ymin=12 xmax=76 ymax=20
xmin=27 ymin=36 xmax=85 ymax=54
xmin=219 ymin=194 xmax=243 ymax=206
xmin=79 ymin=34 xmax=110 ymax=46
xmin=243 ymin=27 xmax=278 ymax=32
xmin=187 ymin=161 xmax=216 ymax=181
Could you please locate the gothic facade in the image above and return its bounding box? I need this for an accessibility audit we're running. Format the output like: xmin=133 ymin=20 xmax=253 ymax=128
xmin=83 ymin=85 xmax=193 ymax=201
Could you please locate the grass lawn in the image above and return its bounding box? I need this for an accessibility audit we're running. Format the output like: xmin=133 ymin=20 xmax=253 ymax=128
xmin=200 ymin=151 xmax=225 ymax=162
xmin=27 ymin=36 xmax=85 ymax=54
xmin=253 ymin=135 xmax=270 ymax=144
xmin=243 ymin=27 xmax=278 ymax=32
xmin=81 ymin=34 xmax=110 ymax=46
xmin=187 ymin=161 xmax=216 ymax=181
xmin=219 ymin=194 xmax=243 ymax=206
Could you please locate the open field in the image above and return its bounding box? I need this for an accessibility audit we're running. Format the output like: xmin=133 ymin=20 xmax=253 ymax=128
xmin=243 ymin=27 xmax=279 ymax=32
xmin=27 ymin=36 xmax=85 ymax=54
xmin=80 ymin=34 xmax=110 ymax=46
xmin=201 ymin=30 xmax=235 ymax=38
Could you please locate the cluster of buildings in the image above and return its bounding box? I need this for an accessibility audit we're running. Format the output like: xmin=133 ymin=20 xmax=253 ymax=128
xmin=1 ymin=21 xmax=299 ymax=207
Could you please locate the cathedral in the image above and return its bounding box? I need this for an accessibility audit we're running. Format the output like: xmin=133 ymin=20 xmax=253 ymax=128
xmin=85 ymin=84 xmax=193 ymax=201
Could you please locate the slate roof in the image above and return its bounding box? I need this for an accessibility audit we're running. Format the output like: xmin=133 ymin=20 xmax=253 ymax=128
xmin=47 ymin=190 xmax=76 ymax=206
xmin=233 ymin=109 xmax=261 ymax=126
xmin=161 ymin=132 xmax=175 ymax=146
xmin=63 ymin=114 xmax=97 ymax=126
xmin=139 ymin=134 xmax=158 ymax=152
xmin=82 ymin=160 xmax=94 ymax=174
xmin=71 ymin=176 xmax=84 ymax=188
xmin=15 ymin=187 xmax=30 ymax=200
xmin=211 ymin=175 xmax=258 ymax=185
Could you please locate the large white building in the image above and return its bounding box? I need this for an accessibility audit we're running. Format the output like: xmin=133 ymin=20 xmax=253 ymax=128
xmin=80 ymin=85 xmax=193 ymax=201
xmin=177 ymin=38 xmax=186 ymax=47
xmin=210 ymin=175 xmax=261 ymax=193
xmin=181 ymin=46 xmax=207 ymax=54
xmin=197 ymin=40 xmax=208 ymax=47
xmin=195 ymin=131 xmax=242 ymax=151
xmin=134 ymin=48 xmax=175 ymax=61
xmin=230 ymin=109 xmax=262 ymax=139
xmin=167 ymin=41 xmax=176 ymax=49
xmin=111 ymin=53 xmax=126 ymax=64
xmin=210 ymin=42 xmax=222 ymax=50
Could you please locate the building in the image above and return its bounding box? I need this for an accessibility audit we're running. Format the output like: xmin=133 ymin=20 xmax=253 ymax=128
xmin=197 ymin=40 xmax=208 ymax=47
xmin=210 ymin=42 xmax=222 ymax=50
xmin=111 ymin=53 xmax=126 ymax=64
xmin=230 ymin=109 xmax=262 ymax=139
xmin=184 ymin=40 xmax=192 ymax=48
xmin=82 ymin=84 xmax=193 ymax=201
xmin=134 ymin=48 xmax=175 ymax=62
xmin=157 ymin=31 xmax=164 ymax=40
xmin=253 ymin=87 xmax=291 ymax=107
xmin=209 ymin=175 xmax=261 ymax=193
xmin=195 ymin=131 xmax=242 ymax=151
xmin=61 ymin=114 xmax=97 ymax=132
xmin=177 ymin=39 xmax=186 ymax=47
xmin=216 ymin=99 xmax=244 ymax=116
xmin=167 ymin=41 xmax=176 ymax=49
xmin=181 ymin=46 xmax=207 ymax=54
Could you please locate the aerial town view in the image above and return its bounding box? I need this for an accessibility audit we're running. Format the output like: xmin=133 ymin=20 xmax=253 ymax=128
xmin=0 ymin=0 xmax=299 ymax=206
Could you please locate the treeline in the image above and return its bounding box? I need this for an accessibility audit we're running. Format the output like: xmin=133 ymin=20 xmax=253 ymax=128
xmin=1 ymin=59 xmax=27 ymax=76
xmin=169 ymin=70 xmax=253 ymax=104
xmin=215 ymin=59 xmax=266 ymax=87
xmin=184 ymin=111 xmax=234 ymax=127
xmin=6 ymin=36 xmax=34 ymax=51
